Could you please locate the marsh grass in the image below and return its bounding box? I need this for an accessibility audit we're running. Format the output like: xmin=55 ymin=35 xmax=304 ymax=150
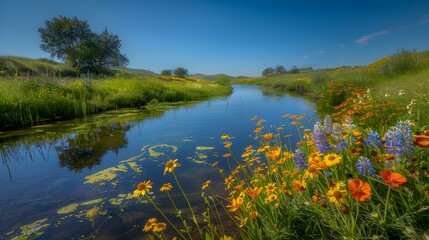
xmin=0 ymin=77 xmax=231 ymax=130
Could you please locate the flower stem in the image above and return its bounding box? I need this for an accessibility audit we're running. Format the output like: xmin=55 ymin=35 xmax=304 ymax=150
xmin=383 ymin=187 xmax=391 ymax=224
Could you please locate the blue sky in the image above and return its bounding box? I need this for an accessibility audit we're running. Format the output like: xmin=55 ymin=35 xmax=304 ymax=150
xmin=1 ymin=0 xmax=429 ymax=76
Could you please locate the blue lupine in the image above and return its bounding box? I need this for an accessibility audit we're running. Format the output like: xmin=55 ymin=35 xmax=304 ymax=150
xmin=334 ymin=137 xmax=348 ymax=152
xmin=385 ymin=121 xmax=414 ymax=158
xmin=356 ymin=156 xmax=376 ymax=176
xmin=293 ymin=149 xmax=307 ymax=170
xmin=313 ymin=122 xmax=331 ymax=154
xmin=364 ymin=130 xmax=383 ymax=148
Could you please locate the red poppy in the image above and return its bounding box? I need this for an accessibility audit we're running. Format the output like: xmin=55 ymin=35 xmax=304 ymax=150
xmin=380 ymin=170 xmax=407 ymax=187
xmin=348 ymin=178 xmax=371 ymax=201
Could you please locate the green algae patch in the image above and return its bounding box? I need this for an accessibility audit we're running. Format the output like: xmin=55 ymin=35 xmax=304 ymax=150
xmin=77 ymin=206 xmax=107 ymax=223
xmin=84 ymin=165 xmax=128 ymax=184
xmin=148 ymin=144 xmax=178 ymax=157
xmin=57 ymin=203 xmax=79 ymax=214
xmin=119 ymin=154 xmax=141 ymax=163
xmin=11 ymin=218 xmax=50 ymax=240
xmin=80 ymin=198 xmax=104 ymax=206
xmin=196 ymin=146 xmax=214 ymax=151
xmin=109 ymin=193 xmax=134 ymax=205
xmin=127 ymin=161 xmax=142 ymax=172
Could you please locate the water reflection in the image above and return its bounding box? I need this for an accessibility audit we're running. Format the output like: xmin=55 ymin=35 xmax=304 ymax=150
xmin=56 ymin=122 xmax=130 ymax=172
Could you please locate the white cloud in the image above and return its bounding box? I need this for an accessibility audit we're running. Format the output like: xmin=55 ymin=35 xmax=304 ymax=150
xmin=312 ymin=50 xmax=326 ymax=55
xmin=303 ymin=55 xmax=308 ymax=59
xmin=420 ymin=15 xmax=429 ymax=24
xmin=354 ymin=30 xmax=390 ymax=46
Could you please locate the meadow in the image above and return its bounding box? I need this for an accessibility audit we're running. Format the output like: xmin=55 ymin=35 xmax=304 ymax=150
xmin=0 ymin=56 xmax=232 ymax=131
xmin=129 ymin=50 xmax=429 ymax=239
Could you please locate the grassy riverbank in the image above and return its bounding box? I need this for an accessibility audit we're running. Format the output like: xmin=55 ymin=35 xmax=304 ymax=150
xmin=0 ymin=76 xmax=231 ymax=131
xmin=235 ymin=49 xmax=429 ymax=127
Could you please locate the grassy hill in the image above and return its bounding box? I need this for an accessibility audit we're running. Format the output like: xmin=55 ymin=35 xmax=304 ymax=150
xmin=235 ymin=49 xmax=429 ymax=126
xmin=189 ymin=73 xmax=234 ymax=81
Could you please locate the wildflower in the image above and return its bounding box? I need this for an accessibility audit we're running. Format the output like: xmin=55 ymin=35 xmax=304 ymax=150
xmin=356 ymin=156 xmax=376 ymax=176
xmin=334 ymin=136 xmax=348 ymax=152
xmin=164 ymin=159 xmax=181 ymax=175
xmin=327 ymin=181 xmax=347 ymax=206
xmin=152 ymin=222 xmax=167 ymax=233
xmin=312 ymin=194 xmax=320 ymax=203
xmin=385 ymin=121 xmax=414 ymax=158
xmin=221 ymin=134 xmax=230 ymax=139
xmin=254 ymin=127 xmax=263 ymax=133
xmin=257 ymin=145 xmax=269 ymax=152
xmin=224 ymin=142 xmax=232 ymax=149
xmin=293 ymin=149 xmax=308 ymax=170
xmin=219 ymin=235 xmax=234 ymax=240
xmin=398 ymin=89 xmax=405 ymax=96
xmin=415 ymin=135 xmax=429 ymax=148
xmin=384 ymin=93 xmax=390 ymax=97
xmin=313 ymin=122 xmax=331 ymax=154
xmin=160 ymin=183 xmax=173 ymax=192
xmin=266 ymin=146 xmax=281 ymax=160
xmin=250 ymin=211 xmax=259 ymax=221
xmin=211 ymin=161 xmax=219 ymax=166
xmin=263 ymin=133 xmax=273 ymax=141
xmin=323 ymin=115 xmax=333 ymax=133
xmin=227 ymin=197 xmax=244 ymax=212
xmin=133 ymin=180 xmax=153 ymax=198
xmin=323 ymin=153 xmax=342 ymax=167
xmin=304 ymin=164 xmax=322 ymax=179
xmin=348 ymin=178 xmax=371 ymax=201
xmin=224 ymin=176 xmax=234 ymax=189
xmin=245 ymin=186 xmax=262 ymax=198
xmin=292 ymin=179 xmax=307 ymax=191
xmin=264 ymin=194 xmax=278 ymax=203
xmin=143 ymin=217 xmax=157 ymax=232
xmin=364 ymin=130 xmax=383 ymax=148
xmin=202 ymin=180 xmax=212 ymax=190
xmin=264 ymin=183 xmax=277 ymax=194
xmin=223 ymin=153 xmax=232 ymax=158
xmin=380 ymin=170 xmax=407 ymax=187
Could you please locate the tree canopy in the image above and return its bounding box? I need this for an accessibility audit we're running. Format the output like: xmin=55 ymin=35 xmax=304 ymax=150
xmin=39 ymin=16 xmax=128 ymax=74
xmin=262 ymin=67 xmax=275 ymax=76
xmin=173 ymin=67 xmax=189 ymax=78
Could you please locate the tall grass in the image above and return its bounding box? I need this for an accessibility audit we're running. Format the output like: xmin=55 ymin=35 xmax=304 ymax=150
xmin=0 ymin=77 xmax=231 ymax=130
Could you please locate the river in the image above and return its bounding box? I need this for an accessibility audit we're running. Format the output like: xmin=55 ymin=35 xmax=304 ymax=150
xmin=0 ymin=85 xmax=317 ymax=239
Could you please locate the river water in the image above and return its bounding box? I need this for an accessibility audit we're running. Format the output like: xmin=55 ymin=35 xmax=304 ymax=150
xmin=0 ymin=85 xmax=317 ymax=239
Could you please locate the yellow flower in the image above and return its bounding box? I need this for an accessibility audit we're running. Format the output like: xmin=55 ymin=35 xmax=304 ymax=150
xmin=224 ymin=175 xmax=234 ymax=189
xmin=323 ymin=153 xmax=342 ymax=166
xmin=227 ymin=197 xmax=243 ymax=212
xmin=152 ymin=222 xmax=167 ymax=233
xmin=221 ymin=134 xmax=230 ymax=139
xmin=327 ymin=182 xmax=347 ymax=206
xmin=263 ymin=133 xmax=273 ymax=141
xmin=164 ymin=159 xmax=181 ymax=175
xmin=224 ymin=142 xmax=232 ymax=149
xmin=202 ymin=180 xmax=212 ymax=190
xmin=219 ymin=235 xmax=234 ymax=240
xmin=250 ymin=211 xmax=259 ymax=221
xmin=223 ymin=153 xmax=232 ymax=158
xmin=143 ymin=217 xmax=157 ymax=232
xmin=292 ymin=179 xmax=307 ymax=191
xmin=212 ymin=161 xmax=219 ymax=166
xmin=264 ymin=183 xmax=276 ymax=194
xmin=160 ymin=183 xmax=173 ymax=192
xmin=264 ymin=194 xmax=278 ymax=203
xmin=266 ymin=146 xmax=281 ymax=160
xmin=245 ymin=186 xmax=262 ymax=198
xmin=133 ymin=180 xmax=153 ymax=198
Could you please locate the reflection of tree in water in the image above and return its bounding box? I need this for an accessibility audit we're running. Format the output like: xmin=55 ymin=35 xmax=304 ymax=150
xmin=56 ymin=122 xmax=130 ymax=172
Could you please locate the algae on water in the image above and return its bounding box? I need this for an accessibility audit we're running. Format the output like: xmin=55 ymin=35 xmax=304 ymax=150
xmin=11 ymin=218 xmax=50 ymax=240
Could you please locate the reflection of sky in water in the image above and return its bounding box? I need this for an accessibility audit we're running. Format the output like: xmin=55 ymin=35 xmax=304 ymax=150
xmin=0 ymin=85 xmax=317 ymax=239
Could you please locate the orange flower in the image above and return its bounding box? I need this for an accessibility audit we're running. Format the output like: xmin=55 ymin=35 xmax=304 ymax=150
xmin=224 ymin=142 xmax=232 ymax=149
xmin=380 ymin=170 xmax=407 ymax=187
xmin=266 ymin=146 xmax=281 ymax=160
xmin=348 ymin=178 xmax=371 ymax=201
xmin=245 ymin=186 xmax=262 ymax=198
xmin=414 ymin=135 xmax=429 ymax=148
xmin=263 ymin=133 xmax=273 ymax=141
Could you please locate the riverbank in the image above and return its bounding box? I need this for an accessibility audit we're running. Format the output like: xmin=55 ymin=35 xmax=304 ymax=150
xmin=235 ymin=49 xmax=429 ymax=127
xmin=0 ymin=76 xmax=232 ymax=131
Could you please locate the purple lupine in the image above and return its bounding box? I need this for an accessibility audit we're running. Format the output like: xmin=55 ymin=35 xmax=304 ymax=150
xmin=397 ymin=121 xmax=414 ymax=157
xmin=313 ymin=122 xmax=331 ymax=154
xmin=293 ymin=149 xmax=307 ymax=170
xmin=364 ymin=130 xmax=383 ymax=148
xmin=356 ymin=156 xmax=376 ymax=176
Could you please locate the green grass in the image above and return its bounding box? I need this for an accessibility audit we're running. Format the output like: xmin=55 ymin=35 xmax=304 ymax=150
xmin=0 ymin=77 xmax=231 ymax=131
xmin=234 ymin=49 xmax=429 ymax=127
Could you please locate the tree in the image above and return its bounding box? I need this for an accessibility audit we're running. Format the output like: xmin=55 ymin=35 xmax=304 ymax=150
xmin=262 ymin=67 xmax=275 ymax=76
xmin=173 ymin=67 xmax=188 ymax=78
xmin=161 ymin=69 xmax=173 ymax=76
xmin=289 ymin=66 xmax=300 ymax=74
xmin=39 ymin=16 xmax=128 ymax=74
xmin=275 ymin=65 xmax=287 ymax=74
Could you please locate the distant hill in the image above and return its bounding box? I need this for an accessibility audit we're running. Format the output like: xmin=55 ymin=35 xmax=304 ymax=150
xmin=0 ymin=56 xmax=75 ymax=77
xmin=189 ymin=73 xmax=237 ymax=81
xmin=120 ymin=67 xmax=157 ymax=75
